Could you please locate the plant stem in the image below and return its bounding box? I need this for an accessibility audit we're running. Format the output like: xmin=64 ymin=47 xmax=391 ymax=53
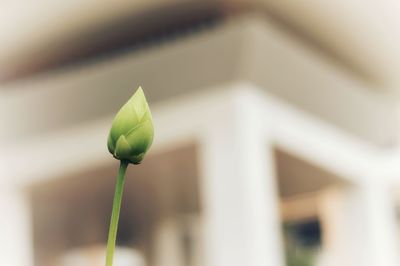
xmin=106 ymin=160 xmax=129 ymax=266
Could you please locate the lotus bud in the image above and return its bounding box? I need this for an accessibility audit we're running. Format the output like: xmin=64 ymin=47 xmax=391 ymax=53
xmin=107 ymin=87 xmax=154 ymax=164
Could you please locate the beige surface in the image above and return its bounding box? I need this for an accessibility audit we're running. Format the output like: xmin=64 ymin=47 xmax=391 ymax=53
xmin=2 ymin=0 xmax=400 ymax=89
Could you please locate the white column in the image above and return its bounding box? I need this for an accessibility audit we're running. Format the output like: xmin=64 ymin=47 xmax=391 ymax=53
xmin=318 ymin=187 xmax=371 ymax=266
xmin=361 ymin=179 xmax=399 ymax=266
xmin=319 ymin=182 xmax=399 ymax=266
xmin=0 ymin=186 xmax=33 ymax=266
xmin=198 ymin=89 xmax=284 ymax=266
xmin=153 ymin=218 xmax=185 ymax=266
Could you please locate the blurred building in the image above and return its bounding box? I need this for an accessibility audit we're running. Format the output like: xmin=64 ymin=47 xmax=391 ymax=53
xmin=2 ymin=1 xmax=400 ymax=266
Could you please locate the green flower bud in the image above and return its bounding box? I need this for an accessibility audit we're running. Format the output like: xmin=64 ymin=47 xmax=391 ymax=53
xmin=107 ymin=87 xmax=154 ymax=164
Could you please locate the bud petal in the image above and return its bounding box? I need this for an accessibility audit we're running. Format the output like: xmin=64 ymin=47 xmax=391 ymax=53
xmin=107 ymin=87 xmax=154 ymax=164
xmin=130 ymin=87 xmax=150 ymax=121
xmin=125 ymin=120 xmax=154 ymax=154
xmin=114 ymin=135 xmax=132 ymax=158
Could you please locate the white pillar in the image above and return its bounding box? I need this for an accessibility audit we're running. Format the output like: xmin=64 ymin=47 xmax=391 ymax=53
xmin=153 ymin=218 xmax=185 ymax=266
xmin=361 ymin=179 xmax=399 ymax=266
xmin=319 ymin=187 xmax=371 ymax=266
xmin=0 ymin=186 xmax=33 ymax=266
xmin=319 ymin=182 xmax=399 ymax=266
xmin=198 ymin=89 xmax=284 ymax=266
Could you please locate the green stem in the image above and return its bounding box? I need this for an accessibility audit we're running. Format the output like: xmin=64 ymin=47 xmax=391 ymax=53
xmin=105 ymin=160 xmax=129 ymax=266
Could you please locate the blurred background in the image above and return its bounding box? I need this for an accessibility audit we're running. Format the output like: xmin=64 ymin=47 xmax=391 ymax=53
xmin=2 ymin=1 xmax=400 ymax=266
